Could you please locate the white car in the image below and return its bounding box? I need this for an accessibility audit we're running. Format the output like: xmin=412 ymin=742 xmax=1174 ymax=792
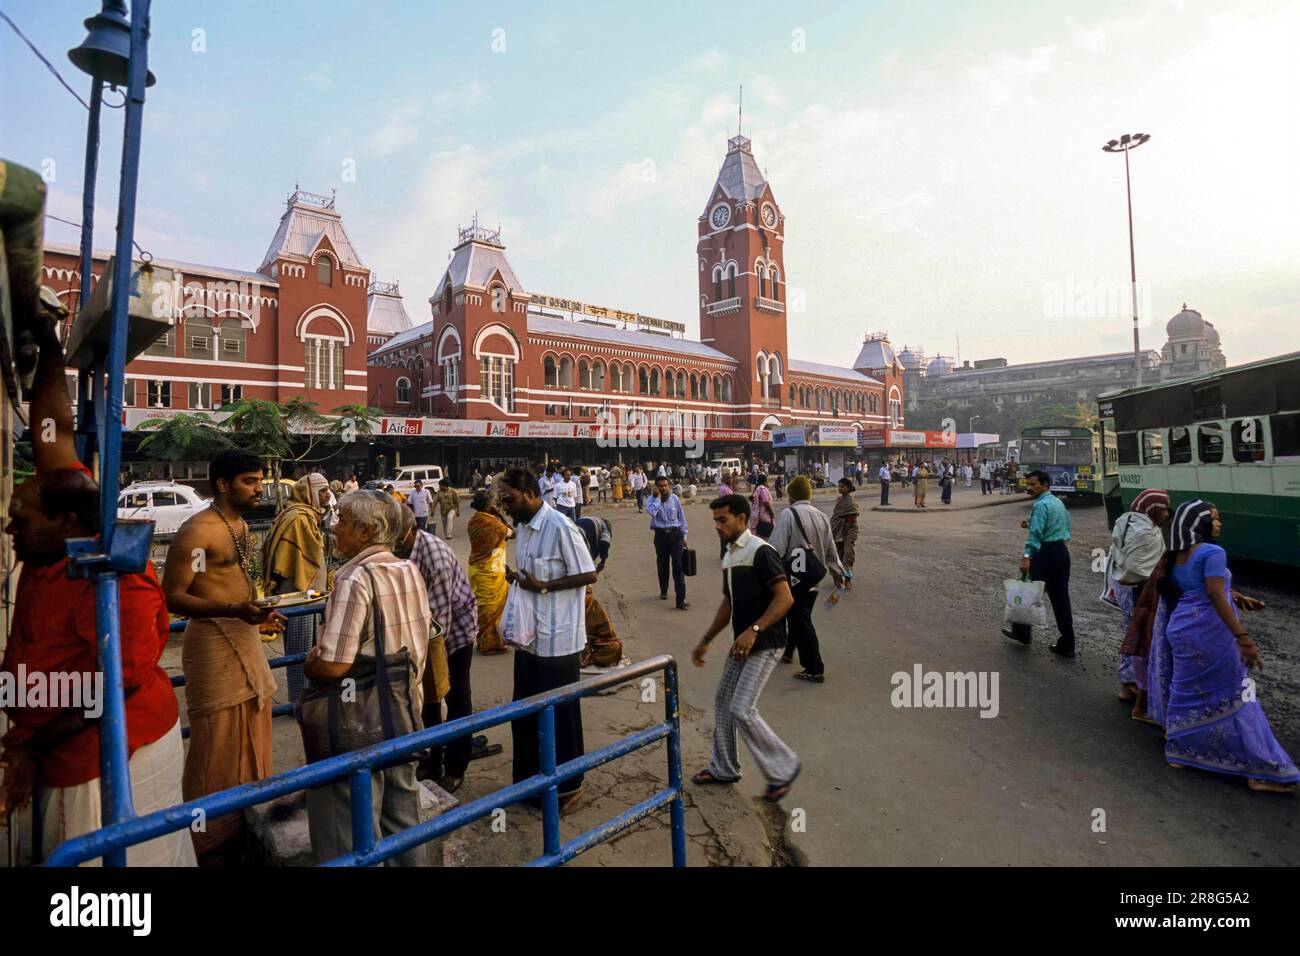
xmin=391 ymin=464 xmax=443 ymax=494
xmin=117 ymin=481 xmax=210 ymax=534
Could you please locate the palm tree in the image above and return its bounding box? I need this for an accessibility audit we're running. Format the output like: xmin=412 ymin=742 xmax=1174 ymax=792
xmin=329 ymin=403 xmax=385 ymax=442
xmin=219 ymin=397 xmax=292 ymax=506
xmin=137 ymin=413 xmax=232 ymax=478
xmin=1071 ymin=400 xmax=1098 ymax=430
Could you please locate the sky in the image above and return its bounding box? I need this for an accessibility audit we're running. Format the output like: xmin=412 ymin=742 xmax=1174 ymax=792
xmin=3 ymin=0 xmax=1298 ymax=370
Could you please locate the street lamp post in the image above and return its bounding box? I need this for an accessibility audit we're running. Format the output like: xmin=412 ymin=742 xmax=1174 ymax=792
xmin=1103 ymin=132 xmax=1151 ymax=387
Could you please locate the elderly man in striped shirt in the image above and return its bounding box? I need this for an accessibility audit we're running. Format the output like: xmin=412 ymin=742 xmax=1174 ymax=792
xmin=303 ymin=490 xmax=431 ymax=865
xmin=392 ymin=504 xmax=484 ymax=794
xmin=496 ymin=468 xmax=598 ymax=813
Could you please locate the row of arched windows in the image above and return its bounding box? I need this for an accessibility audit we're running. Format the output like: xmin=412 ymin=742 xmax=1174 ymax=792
xmin=710 ymin=261 xmax=782 ymax=303
xmin=788 ymin=384 xmax=879 ymax=415
xmin=543 ymin=353 xmax=734 ymax=402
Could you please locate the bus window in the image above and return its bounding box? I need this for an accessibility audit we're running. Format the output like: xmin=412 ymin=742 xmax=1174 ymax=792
xmin=1117 ymin=432 xmax=1139 ymax=466
xmin=1141 ymin=430 xmax=1163 ymax=465
xmin=1271 ymin=412 xmax=1300 ymax=462
xmin=1056 ymin=438 xmax=1092 ymax=465
xmin=1231 ymin=419 xmax=1265 ymax=463
xmin=1021 ymin=438 xmax=1054 ymax=463
xmin=1198 ymin=422 xmax=1224 ymax=463
xmin=1168 ymin=427 xmax=1192 ymax=464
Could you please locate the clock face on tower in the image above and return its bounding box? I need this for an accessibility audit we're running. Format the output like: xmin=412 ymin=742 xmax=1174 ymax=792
xmin=710 ymin=204 xmax=731 ymax=229
xmin=761 ymin=203 xmax=777 ymax=228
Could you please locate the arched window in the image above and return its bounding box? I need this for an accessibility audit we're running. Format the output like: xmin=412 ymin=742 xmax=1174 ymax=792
xmin=609 ymin=361 xmax=621 ymax=392
xmin=396 ymin=377 xmax=411 ymax=403
xmin=665 ymin=366 xmax=677 ymax=397
xmin=676 ymin=370 xmax=686 ymax=398
xmin=789 ymin=385 xmax=796 ymax=405
xmin=544 ymin=355 xmax=558 ymax=388
xmin=316 ymin=257 xmax=333 ymax=286
xmin=592 ymin=359 xmax=606 ymax=391
xmin=700 ymin=374 xmax=710 ymax=400
xmin=649 ymin=367 xmax=661 ymax=395
xmin=726 ymin=263 xmax=737 ymax=299
xmin=621 ymin=364 xmax=633 ymax=393
xmin=769 ymin=266 xmax=780 ymax=301
xmin=639 ymin=365 xmax=649 ymax=395
xmin=721 ymin=376 xmax=732 ymax=402
xmin=756 ymin=260 xmax=767 ymax=299
xmin=579 ymin=358 xmax=592 ymax=390
xmin=712 ymin=266 xmax=723 ymax=302
xmin=713 ymin=374 xmax=722 ymax=401
xmin=559 ymin=355 xmax=574 ymax=388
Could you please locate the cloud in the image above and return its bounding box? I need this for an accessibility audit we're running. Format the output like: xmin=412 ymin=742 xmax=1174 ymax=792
xmin=302 ymin=70 xmax=333 ymax=91
xmin=686 ymin=50 xmax=728 ymax=72
xmin=369 ymin=99 xmax=425 ymax=157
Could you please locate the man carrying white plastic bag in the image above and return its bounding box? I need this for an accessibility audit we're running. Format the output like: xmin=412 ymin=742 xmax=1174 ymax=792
xmin=1003 ymin=470 xmax=1077 ymax=657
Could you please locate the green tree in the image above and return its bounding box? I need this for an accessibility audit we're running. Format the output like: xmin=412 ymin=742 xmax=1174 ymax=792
xmin=137 ymin=413 xmax=233 ymax=477
xmin=329 ymin=403 xmax=385 ymax=441
xmin=219 ymin=397 xmax=292 ymax=506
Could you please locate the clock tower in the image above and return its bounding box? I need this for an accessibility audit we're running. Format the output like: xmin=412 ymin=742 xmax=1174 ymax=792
xmin=697 ymin=134 xmax=788 ymax=428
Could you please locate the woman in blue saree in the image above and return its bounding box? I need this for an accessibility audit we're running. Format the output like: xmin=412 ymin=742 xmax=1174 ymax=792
xmin=1155 ymin=500 xmax=1297 ymax=793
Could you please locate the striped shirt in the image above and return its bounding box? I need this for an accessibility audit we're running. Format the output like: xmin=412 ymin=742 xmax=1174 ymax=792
xmin=646 ymin=493 xmax=688 ymax=533
xmin=318 ymin=545 xmax=431 ymax=710
xmin=511 ymin=501 xmax=596 ymax=657
xmin=409 ymin=529 xmax=478 ymax=654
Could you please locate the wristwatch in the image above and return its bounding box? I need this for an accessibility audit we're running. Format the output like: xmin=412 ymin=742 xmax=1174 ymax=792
xmin=750 ymin=624 xmax=761 ymax=635
xmin=539 ymin=585 xmax=549 ymax=595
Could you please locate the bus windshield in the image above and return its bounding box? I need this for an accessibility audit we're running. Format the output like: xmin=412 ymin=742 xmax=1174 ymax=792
xmin=1055 ymin=438 xmax=1093 ymax=465
xmin=1021 ymin=438 xmax=1055 ymax=463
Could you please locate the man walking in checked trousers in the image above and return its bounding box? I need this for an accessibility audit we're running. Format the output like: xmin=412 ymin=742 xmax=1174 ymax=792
xmin=690 ymin=494 xmax=800 ymax=802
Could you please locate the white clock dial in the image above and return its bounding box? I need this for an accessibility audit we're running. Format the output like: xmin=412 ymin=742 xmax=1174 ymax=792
xmin=761 ymin=203 xmax=777 ymax=228
xmin=710 ymin=204 xmax=731 ymax=229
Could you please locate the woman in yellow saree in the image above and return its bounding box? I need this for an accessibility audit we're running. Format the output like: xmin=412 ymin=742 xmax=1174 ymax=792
xmin=467 ymin=490 xmax=514 ymax=654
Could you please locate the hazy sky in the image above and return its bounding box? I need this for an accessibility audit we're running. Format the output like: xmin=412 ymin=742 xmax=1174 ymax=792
xmin=4 ymin=0 xmax=1297 ymax=370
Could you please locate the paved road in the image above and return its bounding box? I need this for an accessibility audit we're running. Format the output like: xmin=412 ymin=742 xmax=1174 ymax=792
xmin=596 ymin=483 xmax=1300 ymax=865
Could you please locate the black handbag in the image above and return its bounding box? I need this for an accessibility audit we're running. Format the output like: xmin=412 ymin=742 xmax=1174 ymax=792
xmin=783 ymin=507 xmax=827 ymax=591
xmin=295 ymin=566 xmax=421 ymax=764
xmin=682 ymin=547 xmax=698 ymax=577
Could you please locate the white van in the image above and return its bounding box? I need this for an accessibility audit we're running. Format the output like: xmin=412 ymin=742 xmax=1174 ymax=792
xmin=710 ymin=457 xmax=742 ymax=478
xmin=392 ymin=464 xmax=443 ymax=494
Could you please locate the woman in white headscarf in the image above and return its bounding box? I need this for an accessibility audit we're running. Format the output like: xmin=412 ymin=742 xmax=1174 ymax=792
xmin=1108 ymin=488 xmax=1170 ymax=715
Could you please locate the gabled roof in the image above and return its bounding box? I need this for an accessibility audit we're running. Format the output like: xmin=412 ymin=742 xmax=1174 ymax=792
xmin=853 ymin=336 xmax=896 ymax=371
xmin=366 ymin=282 xmax=414 ymax=336
xmin=432 ymin=238 xmax=527 ymax=301
xmin=707 ymin=134 xmax=768 ymax=209
xmin=368 ymin=320 xmax=432 ymax=359
xmin=527 ymin=314 xmax=738 ymax=364
xmin=789 ymin=359 xmax=881 ymax=385
xmin=260 ymin=190 xmax=365 ymax=274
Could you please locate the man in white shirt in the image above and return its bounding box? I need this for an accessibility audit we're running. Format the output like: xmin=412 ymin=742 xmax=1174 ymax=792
xmin=497 ymin=468 xmax=598 ymax=812
xmin=554 ymin=467 xmax=579 ymax=522
xmin=409 ymin=479 xmax=434 ymax=532
xmin=878 ymin=462 xmax=891 ymax=506
xmin=539 ymin=464 xmax=559 ymax=508
xmin=979 ymin=460 xmax=992 ymax=495
xmin=629 ymin=466 xmax=648 ymax=513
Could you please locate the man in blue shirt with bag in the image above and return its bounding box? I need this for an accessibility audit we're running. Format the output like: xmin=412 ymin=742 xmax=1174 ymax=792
xmin=1004 ymin=470 xmax=1076 ymax=657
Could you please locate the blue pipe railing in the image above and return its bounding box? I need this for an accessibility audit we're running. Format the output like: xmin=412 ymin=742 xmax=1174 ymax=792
xmin=47 ymin=654 xmax=687 ymax=867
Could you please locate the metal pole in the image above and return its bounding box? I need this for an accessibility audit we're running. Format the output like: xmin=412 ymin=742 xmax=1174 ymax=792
xmin=1124 ymin=145 xmax=1141 ymax=387
xmin=664 ymin=663 xmax=687 ymax=867
xmin=75 ymin=79 xmax=104 ymax=466
xmin=539 ymin=705 xmax=561 ymax=858
xmin=92 ymin=0 xmax=153 ymax=863
xmin=93 ymin=571 xmax=133 ymax=866
xmin=349 ymin=768 xmax=375 ymax=859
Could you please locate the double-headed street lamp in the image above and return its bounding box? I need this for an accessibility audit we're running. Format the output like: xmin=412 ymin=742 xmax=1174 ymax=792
xmin=1103 ymin=132 xmax=1151 ymax=387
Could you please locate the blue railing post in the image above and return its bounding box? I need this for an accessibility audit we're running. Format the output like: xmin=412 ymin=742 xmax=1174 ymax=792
xmin=349 ymin=768 xmax=374 ymax=857
xmin=75 ymin=76 xmax=103 ymax=465
xmin=93 ymin=571 xmax=134 ymax=868
xmin=538 ymin=704 xmax=561 ymax=858
xmin=664 ymin=662 xmax=687 ymax=867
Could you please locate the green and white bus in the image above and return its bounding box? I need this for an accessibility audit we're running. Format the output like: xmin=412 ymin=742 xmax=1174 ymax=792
xmin=1098 ymin=350 xmax=1300 ymax=567
xmin=1016 ymin=425 xmax=1117 ymax=501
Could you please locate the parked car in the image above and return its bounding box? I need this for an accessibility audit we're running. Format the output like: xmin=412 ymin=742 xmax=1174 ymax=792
xmin=391 ymin=464 xmax=443 ymax=494
xmin=117 ymin=481 xmax=210 ymax=535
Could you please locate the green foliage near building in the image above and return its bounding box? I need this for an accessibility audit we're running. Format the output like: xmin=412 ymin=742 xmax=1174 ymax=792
xmin=909 ymin=388 xmax=1098 ymax=441
xmin=136 ymin=412 xmax=233 ymax=476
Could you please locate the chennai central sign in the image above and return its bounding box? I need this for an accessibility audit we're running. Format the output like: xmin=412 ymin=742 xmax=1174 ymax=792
xmin=530 ymin=293 xmax=686 ymax=335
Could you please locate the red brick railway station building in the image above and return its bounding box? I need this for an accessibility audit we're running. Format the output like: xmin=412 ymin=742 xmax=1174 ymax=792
xmin=40 ymin=135 xmax=907 ymax=481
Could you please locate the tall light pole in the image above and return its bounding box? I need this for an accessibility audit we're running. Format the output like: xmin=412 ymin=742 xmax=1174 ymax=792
xmin=1103 ymin=132 xmax=1151 ymax=387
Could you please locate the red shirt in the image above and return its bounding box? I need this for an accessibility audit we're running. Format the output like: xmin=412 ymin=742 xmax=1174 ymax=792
xmin=1 ymin=474 xmax=177 ymax=788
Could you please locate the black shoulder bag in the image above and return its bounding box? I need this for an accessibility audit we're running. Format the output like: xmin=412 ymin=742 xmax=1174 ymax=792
xmin=783 ymin=507 xmax=827 ymax=592
xmin=295 ymin=565 xmax=421 ymax=763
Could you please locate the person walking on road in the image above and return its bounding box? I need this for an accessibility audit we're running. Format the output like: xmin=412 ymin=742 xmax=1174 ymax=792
xmin=646 ymin=476 xmax=690 ymax=609
xmin=772 ymin=476 xmax=845 ymax=682
xmin=979 ymin=459 xmax=992 ymax=495
xmin=749 ymin=473 xmax=776 ymax=539
xmin=878 ymin=461 xmax=891 ymax=506
xmin=1004 ymin=470 xmax=1076 ymax=656
xmin=408 ymin=479 xmax=434 ymax=532
xmin=432 ymin=480 xmax=460 ymax=540
xmin=554 ymin=468 xmax=579 ymax=522
xmin=913 ymin=462 xmax=929 ymax=508
xmin=691 ymin=493 xmax=799 ymax=802
xmin=831 ymin=478 xmax=859 ymax=588
xmin=940 ymin=460 xmax=954 ymax=506
xmin=630 ymin=466 xmax=647 ymax=513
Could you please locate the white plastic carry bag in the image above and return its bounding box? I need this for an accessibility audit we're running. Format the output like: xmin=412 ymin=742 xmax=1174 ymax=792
xmin=501 ymin=581 xmax=537 ymax=648
xmin=1003 ymin=576 xmax=1047 ymax=627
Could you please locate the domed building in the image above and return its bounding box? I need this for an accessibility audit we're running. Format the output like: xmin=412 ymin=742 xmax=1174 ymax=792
xmin=926 ymin=355 xmax=953 ymax=378
xmin=1160 ymin=304 xmax=1226 ymax=381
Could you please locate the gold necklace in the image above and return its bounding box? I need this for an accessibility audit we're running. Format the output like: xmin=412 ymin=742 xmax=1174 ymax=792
xmin=213 ymin=502 xmax=254 ymax=598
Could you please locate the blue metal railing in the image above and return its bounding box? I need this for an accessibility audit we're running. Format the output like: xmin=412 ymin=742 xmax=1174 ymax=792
xmin=47 ymin=654 xmax=687 ymax=867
